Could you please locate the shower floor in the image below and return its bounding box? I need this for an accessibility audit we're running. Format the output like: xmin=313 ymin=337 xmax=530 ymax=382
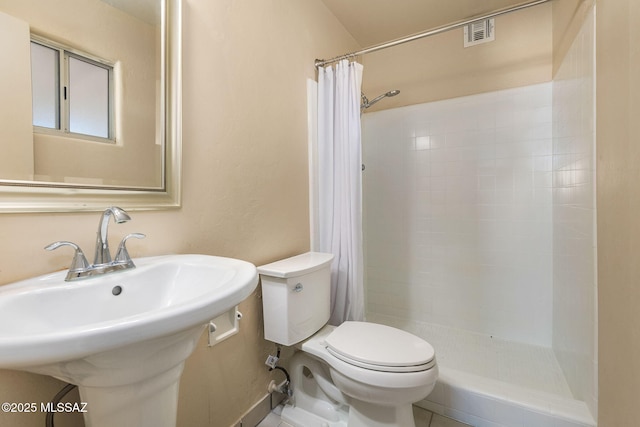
xmin=368 ymin=313 xmax=571 ymax=396
xmin=367 ymin=313 xmax=595 ymax=427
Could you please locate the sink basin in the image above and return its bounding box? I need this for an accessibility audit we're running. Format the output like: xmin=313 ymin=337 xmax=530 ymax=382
xmin=0 ymin=254 xmax=258 ymax=427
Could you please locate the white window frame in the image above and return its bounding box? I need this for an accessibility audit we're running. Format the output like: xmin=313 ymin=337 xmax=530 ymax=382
xmin=31 ymin=35 xmax=115 ymax=144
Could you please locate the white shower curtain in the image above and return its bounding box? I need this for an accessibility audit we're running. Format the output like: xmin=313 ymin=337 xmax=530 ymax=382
xmin=317 ymin=59 xmax=364 ymax=325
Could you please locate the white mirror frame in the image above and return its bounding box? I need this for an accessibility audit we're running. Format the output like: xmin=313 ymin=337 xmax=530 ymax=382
xmin=0 ymin=0 xmax=181 ymax=213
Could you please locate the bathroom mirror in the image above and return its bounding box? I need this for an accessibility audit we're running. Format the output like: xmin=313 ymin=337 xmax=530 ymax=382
xmin=0 ymin=0 xmax=181 ymax=212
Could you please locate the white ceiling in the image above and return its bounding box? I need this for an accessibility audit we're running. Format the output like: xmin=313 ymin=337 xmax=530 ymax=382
xmin=99 ymin=0 xmax=159 ymax=25
xmin=320 ymin=0 xmax=540 ymax=47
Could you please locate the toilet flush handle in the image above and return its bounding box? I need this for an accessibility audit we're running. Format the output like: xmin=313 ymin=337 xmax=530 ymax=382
xmin=293 ymin=283 xmax=303 ymax=292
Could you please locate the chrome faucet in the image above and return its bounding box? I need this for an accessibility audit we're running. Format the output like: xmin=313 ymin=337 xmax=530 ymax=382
xmin=94 ymin=206 xmax=131 ymax=265
xmin=45 ymin=207 xmax=145 ymax=281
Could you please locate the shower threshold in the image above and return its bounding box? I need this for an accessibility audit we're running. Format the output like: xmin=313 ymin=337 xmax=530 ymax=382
xmin=367 ymin=314 xmax=596 ymax=427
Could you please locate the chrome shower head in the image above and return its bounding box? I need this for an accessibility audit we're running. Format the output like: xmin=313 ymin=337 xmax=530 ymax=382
xmin=361 ymin=89 xmax=400 ymax=110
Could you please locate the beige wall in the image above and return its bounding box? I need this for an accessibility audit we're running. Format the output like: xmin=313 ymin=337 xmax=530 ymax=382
xmin=596 ymin=0 xmax=640 ymax=425
xmin=0 ymin=11 xmax=34 ymax=180
xmin=361 ymin=3 xmax=552 ymax=112
xmin=0 ymin=0 xmax=358 ymax=426
xmin=555 ymin=0 xmax=640 ymax=423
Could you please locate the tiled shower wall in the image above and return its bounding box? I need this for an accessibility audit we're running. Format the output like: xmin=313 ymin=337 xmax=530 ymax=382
xmin=552 ymin=5 xmax=597 ymax=417
xmin=361 ymin=4 xmax=596 ymax=415
xmin=362 ymin=82 xmax=554 ymax=347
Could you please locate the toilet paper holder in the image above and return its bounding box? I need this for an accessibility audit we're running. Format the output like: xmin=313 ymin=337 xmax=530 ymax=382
xmin=208 ymin=305 xmax=243 ymax=347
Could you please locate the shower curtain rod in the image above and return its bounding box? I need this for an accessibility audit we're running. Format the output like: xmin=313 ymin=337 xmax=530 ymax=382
xmin=315 ymin=0 xmax=552 ymax=68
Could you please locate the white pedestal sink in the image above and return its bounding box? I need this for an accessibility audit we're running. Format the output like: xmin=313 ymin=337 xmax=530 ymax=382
xmin=0 ymin=254 xmax=258 ymax=427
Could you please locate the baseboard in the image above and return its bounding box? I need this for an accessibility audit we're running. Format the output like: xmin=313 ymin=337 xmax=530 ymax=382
xmin=230 ymin=387 xmax=287 ymax=427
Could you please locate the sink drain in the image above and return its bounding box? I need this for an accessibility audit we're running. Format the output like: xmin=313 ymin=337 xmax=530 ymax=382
xmin=112 ymin=286 xmax=123 ymax=296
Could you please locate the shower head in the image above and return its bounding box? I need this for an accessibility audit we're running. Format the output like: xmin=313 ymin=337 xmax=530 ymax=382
xmin=361 ymin=89 xmax=400 ymax=110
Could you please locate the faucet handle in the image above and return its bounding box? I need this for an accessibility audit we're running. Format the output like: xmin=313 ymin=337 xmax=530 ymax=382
xmin=45 ymin=241 xmax=91 ymax=278
xmin=114 ymin=233 xmax=146 ymax=265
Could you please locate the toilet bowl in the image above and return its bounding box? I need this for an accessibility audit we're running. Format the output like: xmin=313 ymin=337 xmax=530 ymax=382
xmin=258 ymin=252 xmax=438 ymax=427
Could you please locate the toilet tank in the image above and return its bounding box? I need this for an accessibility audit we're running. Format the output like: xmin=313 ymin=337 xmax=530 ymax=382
xmin=257 ymin=252 xmax=334 ymax=346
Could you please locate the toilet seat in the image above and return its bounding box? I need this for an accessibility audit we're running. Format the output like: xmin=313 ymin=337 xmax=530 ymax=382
xmin=325 ymin=322 xmax=435 ymax=373
xmin=302 ymin=323 xmax=438 ymax=390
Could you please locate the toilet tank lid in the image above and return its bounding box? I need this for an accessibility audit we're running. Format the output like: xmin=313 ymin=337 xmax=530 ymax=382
xmin=257 ymin=252 xmax=334 ymax=278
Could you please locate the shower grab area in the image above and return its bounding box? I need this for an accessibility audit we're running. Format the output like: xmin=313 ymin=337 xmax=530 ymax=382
xmin=361 ymin=6 xmax=596 ymax=425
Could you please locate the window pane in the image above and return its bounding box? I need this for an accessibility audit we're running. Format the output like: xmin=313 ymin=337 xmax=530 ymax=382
xmin=68 ymin=56 xmax=109 ymax=138
xmin=30 ymin=42 xmax=59 ymax=129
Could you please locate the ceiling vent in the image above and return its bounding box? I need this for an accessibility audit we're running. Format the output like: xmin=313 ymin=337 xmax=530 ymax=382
xmin=464 ymin=18 xmax=495 ymax=47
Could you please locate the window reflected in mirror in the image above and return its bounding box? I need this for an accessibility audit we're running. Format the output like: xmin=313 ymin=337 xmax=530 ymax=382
xmin=31 ymin=37 xmax=114 ymax=142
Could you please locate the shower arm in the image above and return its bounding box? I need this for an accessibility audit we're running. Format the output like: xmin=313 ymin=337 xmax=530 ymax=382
xmin=361 ymin=90 xmax=400 ymax=110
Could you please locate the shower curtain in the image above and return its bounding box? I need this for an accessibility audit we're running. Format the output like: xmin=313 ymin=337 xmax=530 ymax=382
xmin=317 ymin=59 xmax=364 ymax=325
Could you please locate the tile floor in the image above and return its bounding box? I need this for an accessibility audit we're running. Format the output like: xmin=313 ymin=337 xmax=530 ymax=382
xmin=256 ymin=405 xmax=471 ymax=427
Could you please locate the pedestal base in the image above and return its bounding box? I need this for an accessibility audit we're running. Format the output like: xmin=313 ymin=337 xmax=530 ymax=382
xmin=27 ymin=327 xmax=205 ymax=427
xmin=79 ymin=363 xmax=184 ymax=427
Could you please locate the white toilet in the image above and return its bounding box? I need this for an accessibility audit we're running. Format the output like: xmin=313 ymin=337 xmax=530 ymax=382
xmin=258 ymin=252 xmax=438 ymax=427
